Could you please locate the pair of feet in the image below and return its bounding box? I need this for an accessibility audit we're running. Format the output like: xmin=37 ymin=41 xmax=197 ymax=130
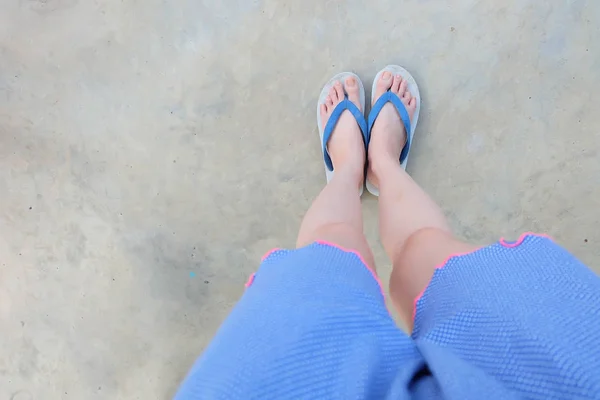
xmin=319 ymin=71 xmax=417 ymax=189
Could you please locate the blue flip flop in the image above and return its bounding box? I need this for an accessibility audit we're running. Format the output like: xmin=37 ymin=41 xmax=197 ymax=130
xmin=366 ymin=65 xmax=421 ymax=196
xmin=317 ymin=72 xmax=369 ymax=196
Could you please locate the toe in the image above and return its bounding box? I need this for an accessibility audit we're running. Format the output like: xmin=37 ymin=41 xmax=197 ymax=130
xmin=391 ymin=75 xmax=402 ymax=92
xmin=408 ymin=96 xmax=417 ymax=110
xmin=333 ymin=81 xmax=345 ymax=102
xmin=320 ymin=103 xmax=328 ymax=118
xmin=403 ymin=90 xmax=412 ymax=103
xmin=344 ymin=77 xmax=361 ymax=111
xmin=398 ymin=78 xmax=408 ymax=98
xmin=373 ymin=71 xmax=393 ymax=104
xmin=328 ymin=86 xmax=338 ymax=103
xmin=326 ymin=95 xmax=333 ymax=109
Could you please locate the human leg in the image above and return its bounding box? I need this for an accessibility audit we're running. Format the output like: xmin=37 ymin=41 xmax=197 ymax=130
xmin=367 ymin=71 xmax=477 ymax=329
xmin=368 ymin=86 xmax=600 ymax=395
xmin=175 ymin=75 xmax=427 ymax=400
xmin=296 ymin=77 xmax=375 ymax=270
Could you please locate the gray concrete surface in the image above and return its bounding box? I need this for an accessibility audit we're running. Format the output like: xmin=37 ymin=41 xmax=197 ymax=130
xmin=1 ymin=0 xmax=599 ymax=398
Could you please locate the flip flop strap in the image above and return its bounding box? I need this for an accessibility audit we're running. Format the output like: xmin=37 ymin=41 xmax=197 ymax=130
xmin=368 ymin=92 xmax=412 ymax=164
xmin=322 ymin=98 xmax=369 ymax=171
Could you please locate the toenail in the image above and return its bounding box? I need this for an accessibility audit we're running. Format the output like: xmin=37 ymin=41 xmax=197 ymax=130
xmin=382 ymin=71 xmax=391 ymax=80
xmin=346 ymin=77 xmax=356 ymax=87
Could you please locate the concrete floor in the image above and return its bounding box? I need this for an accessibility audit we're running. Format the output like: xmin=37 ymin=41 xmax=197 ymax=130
xmin=1 ymin=0 xmax=599 ymax=398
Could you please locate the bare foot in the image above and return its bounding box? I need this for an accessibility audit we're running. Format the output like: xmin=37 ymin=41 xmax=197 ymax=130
xmin=367 ymin=71 xmax=417 ymax=189
xmin=319 ymin=78 xmax=365 ymax=182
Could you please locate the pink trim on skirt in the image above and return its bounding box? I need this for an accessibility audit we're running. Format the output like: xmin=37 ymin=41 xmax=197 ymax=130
xmin=258 ymin=242 xmax=384 ymax=298
xmin=412 ymin=233 xmax=553 ymax=323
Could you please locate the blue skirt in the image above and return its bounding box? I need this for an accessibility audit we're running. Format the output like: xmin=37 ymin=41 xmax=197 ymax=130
xmin=175 ymin=234 xmax=600 ymax=399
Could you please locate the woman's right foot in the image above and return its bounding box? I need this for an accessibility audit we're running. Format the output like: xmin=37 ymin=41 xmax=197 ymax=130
xmin=367 ymin=71 xmax=417 ymax=189
xmin=319 ymin=77 xmax=366 ymax=183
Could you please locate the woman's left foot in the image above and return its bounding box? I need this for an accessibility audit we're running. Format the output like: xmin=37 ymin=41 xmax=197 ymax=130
xmin=367 ymin=72 xmax=417 ymax=189
xmin=319 ymin=78 xmax=366 ymax=182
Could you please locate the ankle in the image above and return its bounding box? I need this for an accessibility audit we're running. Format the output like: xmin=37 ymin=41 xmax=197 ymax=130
xmin=368 ymin=153 xmax=399 ymax=177
xmin=333 ymin=162 xmax=364 ymax=185
xmin=332 ymin=148 xmax=365 ymax=178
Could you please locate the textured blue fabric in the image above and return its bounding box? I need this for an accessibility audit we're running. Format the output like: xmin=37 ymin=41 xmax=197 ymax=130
xmin=322 ymin=98 xmax=369 ymax=171
xmin=368 ymin=91 xmax=411 ymax=164
xmin=175 ymin=236 xmax=600 ymax=399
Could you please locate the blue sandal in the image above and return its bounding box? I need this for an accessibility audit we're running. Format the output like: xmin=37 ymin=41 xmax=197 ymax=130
xmin=366 ymin=65 xmax=421 ymax=196
xmin=317 ymin=72 xmax=369 ymax=196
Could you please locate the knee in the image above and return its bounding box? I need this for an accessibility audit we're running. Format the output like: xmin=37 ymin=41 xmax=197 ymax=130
xmin=297 ymin=221 xmax=361 ymax=247
xmin=389 ymin=227 xmax=477 ymax=298
xmin=297 ymin=222 xmax=376 ymax=271
xmin=393 ymin=227 xmax=453 ymax=261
